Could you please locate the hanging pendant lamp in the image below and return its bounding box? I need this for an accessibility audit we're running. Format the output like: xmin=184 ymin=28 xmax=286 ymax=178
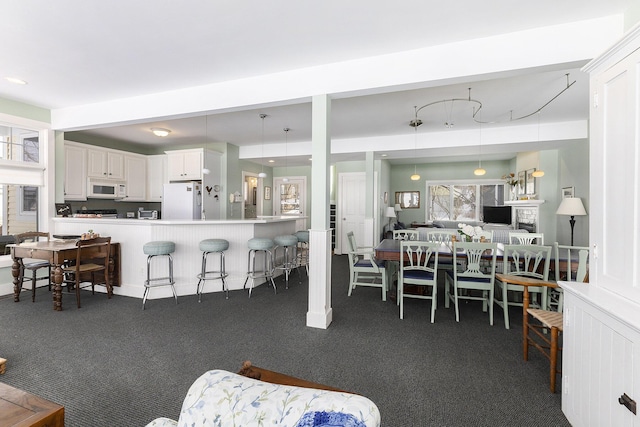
xmin=282 ymin=127 xmax=290 ymax=183
xmin=258 ymin=114 xmax=267 ymax=178
xmin=532 ymin=111 xmax=545 ymax=178
xmin=474 ymin=115 xmax=486 ymax=176
xmin=410 ymin=106 xmax=421 ymax=181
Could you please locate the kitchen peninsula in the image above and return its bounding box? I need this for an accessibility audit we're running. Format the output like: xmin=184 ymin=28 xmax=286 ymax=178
xmin=52 ymin=217 xmax=299 ymax=300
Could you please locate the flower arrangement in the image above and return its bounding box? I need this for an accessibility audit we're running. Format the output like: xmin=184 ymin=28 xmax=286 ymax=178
xmin=502 ymin=172 xmax=518 ymax=187
xmin=457 ymin=223 xmax=483 ymax=241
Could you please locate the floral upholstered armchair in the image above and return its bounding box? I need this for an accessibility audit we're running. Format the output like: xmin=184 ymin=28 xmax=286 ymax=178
xmin=145 ymin=369 xmax=381 ymax=427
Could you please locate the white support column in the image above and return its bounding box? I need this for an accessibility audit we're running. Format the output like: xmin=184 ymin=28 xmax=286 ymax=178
xmin=364 ymin=151 xmax=375 ymax=247
xmin=307 ymin=94 xmax=333 ymax=329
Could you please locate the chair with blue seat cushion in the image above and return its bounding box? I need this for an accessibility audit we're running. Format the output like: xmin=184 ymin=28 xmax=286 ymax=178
xmin=494 ymin=244 xmax=552 ymax=329
xmin=243 ymin=237 xmax=276 ymax=297
xmin=142 ymin=240 xmax=178 ymax=309
xmin=15 ymin=232 xmax=51 ymax=303
xmin=295 ymin=230 xmax=309 ymax=276
xmin=399 ymin=241 xmax=439 ymax=322
xmin=346 ymin=231 xmax=387 ymax=301
xmin=509 ymin=231 xmax=544 ymax=245
xmin=549 ymin=242 xmax=588 ymax=311
xmin=392 ymin=229 xmax=419 ymax=241
xmin=445 ymin=241 xmax=498 ymax=324
xmin=273 ymin=234 xmax=299 ymax=289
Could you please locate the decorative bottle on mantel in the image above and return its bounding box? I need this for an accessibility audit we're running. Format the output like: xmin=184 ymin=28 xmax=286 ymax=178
xmin=510 ymin=185 xmax=518 ymax=201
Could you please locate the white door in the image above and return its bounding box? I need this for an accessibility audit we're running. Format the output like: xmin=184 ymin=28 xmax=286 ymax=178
xmin=337 ymin=172 xmax=366 ymax=255
xmin=274 ymin=177 xmax=307 ymax=228
xmin=242 ymin=171 xmax=260 ymax=219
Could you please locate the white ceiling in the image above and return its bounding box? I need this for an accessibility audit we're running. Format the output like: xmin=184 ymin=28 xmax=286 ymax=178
xmin=0 ymin=1 xmax=633 ymax=166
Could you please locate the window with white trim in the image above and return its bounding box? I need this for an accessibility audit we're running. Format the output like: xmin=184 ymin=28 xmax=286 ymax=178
xmin=426 ymin=180 xmax=505 ymax=222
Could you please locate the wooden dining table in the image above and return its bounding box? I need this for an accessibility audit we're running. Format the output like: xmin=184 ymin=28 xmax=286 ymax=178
xmin=9 ymin=240 xmax=120 ymax=311
xmin=374 ymin=238 xmax=505 ymax=262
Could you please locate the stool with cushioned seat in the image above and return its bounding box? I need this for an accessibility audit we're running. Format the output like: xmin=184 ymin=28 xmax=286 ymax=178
xmin=243 ymin=237 xmax=276 ymax=297
xmin=273 ymin=234 xmax=299 ymax=289
xmin=196 ymin=239 xmax=229 ymax=301
xmin=142 ymin=241 xmax=178 ymax=309
xmin=295 ymin=230 xmax=309 ymax=276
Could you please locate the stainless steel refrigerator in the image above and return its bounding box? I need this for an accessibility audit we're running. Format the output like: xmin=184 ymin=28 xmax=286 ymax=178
xmin=162 ymin=182 xmax=202 ymax=219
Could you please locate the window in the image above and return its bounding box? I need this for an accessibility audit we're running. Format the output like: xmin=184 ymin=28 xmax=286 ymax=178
xmin=0 ymin=126 xmax=41 ymax=164
xmin=426 ymin=181 xmax=505 ymax=222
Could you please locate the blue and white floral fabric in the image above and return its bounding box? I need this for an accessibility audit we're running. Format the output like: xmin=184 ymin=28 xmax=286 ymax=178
xmin=145 ymin=369 xmax=381 ymax=427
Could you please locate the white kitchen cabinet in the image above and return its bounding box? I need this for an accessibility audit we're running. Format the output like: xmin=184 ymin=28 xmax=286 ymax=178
xmin=64 ymin=142 xmax=87 ymax=201
xmin=166 ymin=149 xmax=203 ymax=181
xmin=147 ymin=154 xmax=168 ymax=202
xmin=561 ymin=24 xmax=640 ymax=426
xmin=87 ymin=147 xmax=125 ymax=180
xmin=124 ymin=154 xmax=147 ymax=201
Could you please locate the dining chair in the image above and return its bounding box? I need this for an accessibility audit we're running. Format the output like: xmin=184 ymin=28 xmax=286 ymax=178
xmin=392 ymin=229 xmax=419 ymax=241
xmin=494 ymin=244 xmax=551 ymax=329
xmin=346 ymin=231 xmax=387 ymax=301
xmin=15 ymin=232 xmax=51 ymax=302
xmin=426 ymin=230 xmax=458 ymax=244
xmin=550 ymin=242 xmax=589 ymax=311
xmin=63 ymin=236 xmax=112 ymax=308
xmin=444 ymin=241 xmax=498 ymax=324
xmin=509 ymin=231 xmax=544 ymax=245
xmin=399 ymin=241 xmax=439 ymax=322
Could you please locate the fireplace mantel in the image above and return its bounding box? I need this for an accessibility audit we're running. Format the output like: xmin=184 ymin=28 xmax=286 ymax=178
xmin=503 ymin=200 xmax=545 ymax=232
xmin=504 ymin=199 xmax=545 ymax=206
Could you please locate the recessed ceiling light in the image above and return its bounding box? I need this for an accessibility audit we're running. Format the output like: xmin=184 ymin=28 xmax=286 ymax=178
xmin=151 ymin=127 xmax=171 ymax=137
xmin=5 ymin=77 xmax=27 ymax=85
xmin=268 ymin=159 xmax=275 ymax=163
xmin=381 ymin=154 xmax=388 ymax=157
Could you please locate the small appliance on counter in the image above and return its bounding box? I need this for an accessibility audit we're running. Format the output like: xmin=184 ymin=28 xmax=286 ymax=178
xmin=138 ymin=209 xmax=158 ymax=219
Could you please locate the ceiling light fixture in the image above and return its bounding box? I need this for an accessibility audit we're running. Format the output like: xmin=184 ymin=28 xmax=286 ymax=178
xmin=258 ymin=114 xmax=267 ymax=178
xmin=282 ymin=127 xmax=290 ymax=183
xmin=5 ymin=77 xmax=27 ymax=85
xmin=474 ymin=118 xmax=486 ymax=176
xmin=151 ymin=127 xmax=171 ymax=137
xmin=409 ymin=106 xmax=421 ymax=181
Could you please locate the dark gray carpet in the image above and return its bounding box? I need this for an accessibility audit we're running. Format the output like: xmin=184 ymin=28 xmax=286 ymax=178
xmin=0 ymin=255 xmax=570 ymax=426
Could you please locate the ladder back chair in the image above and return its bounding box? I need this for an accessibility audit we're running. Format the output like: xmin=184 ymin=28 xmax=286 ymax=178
xmin=63 ymin=236 xmax=112 ymax=308
xmin=15 ymin=232 xmax=52 ymax=302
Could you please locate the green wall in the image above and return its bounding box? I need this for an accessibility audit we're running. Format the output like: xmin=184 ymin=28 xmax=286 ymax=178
xmin=0 ymin=97 xmax=50 ymax=123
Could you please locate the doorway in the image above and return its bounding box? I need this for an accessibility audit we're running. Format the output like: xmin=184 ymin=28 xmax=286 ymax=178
xmin=274 ymin=176 xmax=307 ymax=229
xmin=242 ymin=172 xmax=260 ymax=219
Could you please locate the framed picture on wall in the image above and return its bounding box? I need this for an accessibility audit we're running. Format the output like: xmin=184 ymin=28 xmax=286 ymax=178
xmin=264 ymin=186 xmax=271 ymax=200
xmin=518 ymin=171 xmax=526 ymax=191
xmin=395 ymin=191 xmax=420 ymax=209
xmin=525 ymin=168 xmax=536 ymax=194
xmin=562 ymin=186 xmax=575 ymax=199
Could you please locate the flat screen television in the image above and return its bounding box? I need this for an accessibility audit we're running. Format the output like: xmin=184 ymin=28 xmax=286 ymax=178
xmin=482 ymin=205 xmax=512 ymax=225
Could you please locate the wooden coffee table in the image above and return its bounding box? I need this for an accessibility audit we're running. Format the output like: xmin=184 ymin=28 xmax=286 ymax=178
xmin=0 ymin=382 xmax=64 ymax=427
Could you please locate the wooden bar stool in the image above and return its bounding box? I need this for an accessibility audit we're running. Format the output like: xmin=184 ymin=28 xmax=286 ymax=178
xmin=197 ymin=239 xmax=229 ymax=301
xmin=142 ymin=241 xmax=178 ymax=309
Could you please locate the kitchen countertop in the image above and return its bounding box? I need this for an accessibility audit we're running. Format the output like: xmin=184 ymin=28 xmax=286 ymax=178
xmin=53 ymin=216 xmax=304 ymax=225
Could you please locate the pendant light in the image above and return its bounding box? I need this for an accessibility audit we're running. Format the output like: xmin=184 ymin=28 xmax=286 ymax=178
xmin=410 ymin=106 xmax=421 ymax=181
xmin=282 ymin=127 xmax=290 ymax=183
xmin=532 ymin=111 xmax=545 ymax=177
xmin=474 ymin=113 xmax=486 ymax=176
xmin=258 ymin=114 xmax=267 ymax=178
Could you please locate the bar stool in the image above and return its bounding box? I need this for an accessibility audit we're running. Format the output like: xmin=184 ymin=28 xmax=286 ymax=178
xmin=197 ymin=239 xmax=229 ymax=301
xmin=142 ymin=241 xmax=178 ymax=310
xmin=274 ymin=234 xmax=299 ymax=289
xmin=243 ymin=237 xmax=276 ymax=297
xmin=295 ymin=230 xmax=309 ymax=276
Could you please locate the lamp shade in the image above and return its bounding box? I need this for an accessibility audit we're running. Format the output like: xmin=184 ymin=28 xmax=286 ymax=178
xmin=385 ymin=207 xmax=396 ymax=218
xmin=556 ymin=197 xmax=587 ymax=216
xmin=394 ymin=203 xmax=402 ymax=212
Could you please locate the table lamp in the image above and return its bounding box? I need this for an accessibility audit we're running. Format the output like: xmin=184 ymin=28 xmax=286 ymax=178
xmin=556 ymin=197 xmax=587 ymax=245
xmin=394 ymin=203 xmax=402 ymax=223
xmin=385 ymin=206 xmax=396 ymax=231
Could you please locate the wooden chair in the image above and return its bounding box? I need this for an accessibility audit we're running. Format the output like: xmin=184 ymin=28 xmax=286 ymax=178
xmin=15 ymin=232 xmax=51 ymax=302
xmin=399 ymin=241 xmax=439 ymax=322
xmin=63 ymin=236 xmax=112 ymax=308
xmin=509 ymin=232 xmax=544 ymax=245
xmin=494 ymin=244 xmax=551 ymax=329
xmin=444 ymin=241 xmax=498 ymax=325
xmin=392 ymin=229 xmax=419 ymax=241
xmin=550 ymin=242 xmax=589 ymax=311
xmin=346 ymin=231 xmax=387 ymax=301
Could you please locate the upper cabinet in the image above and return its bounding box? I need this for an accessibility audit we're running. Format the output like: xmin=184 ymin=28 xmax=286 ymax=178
xmin=147 ymin=154 xmax=168 ymax=202
xmin=166 ymin=149 xmax=203 ymax=181
xmin=87 ymin=147 xmax=125 ymax=180
xmin=124 ymin=154 xmax=147 ymax=201
xmin=64 ymin=142 xmax=87 ymax=201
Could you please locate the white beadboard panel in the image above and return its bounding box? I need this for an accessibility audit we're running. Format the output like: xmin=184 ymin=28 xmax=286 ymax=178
xmin=53 ymin=218 xmax=297 ymax=300
xmin=307 ymin=229 xmax=333 ymax=329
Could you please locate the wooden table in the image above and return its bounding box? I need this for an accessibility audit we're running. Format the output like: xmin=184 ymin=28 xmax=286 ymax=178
xmin=0 ymin=382 xmax=64 ymax=427
xmin=9 ymin=241 xmax=120 ymax=311
xmin=374 ymin=238 xmax=504 ymax=262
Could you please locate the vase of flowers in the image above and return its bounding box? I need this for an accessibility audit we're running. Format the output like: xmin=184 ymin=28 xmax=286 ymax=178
xmin=458 ymin=223 xmax=482 ymax=242
xmin=502 ymin=172 xmax=519 ymax=201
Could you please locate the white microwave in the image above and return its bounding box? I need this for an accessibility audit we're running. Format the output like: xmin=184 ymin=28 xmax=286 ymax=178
xmin=87 ymin=179 xmax=127 ymax=199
